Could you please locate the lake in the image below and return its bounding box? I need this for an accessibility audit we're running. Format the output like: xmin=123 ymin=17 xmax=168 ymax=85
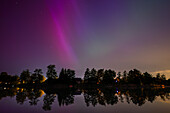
xmin=0 ymin=87 xmax=170 ymax=113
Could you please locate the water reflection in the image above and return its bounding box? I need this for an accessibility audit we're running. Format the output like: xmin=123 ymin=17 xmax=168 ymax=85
xmin=43 ymin=94 xmax=56 ymax=111
xmin=0 ymin=87 xmax=170 ymax=111
xmin=15 ymin=88 xmax=43 ymax=105
xmin=83 ymin=87 xmax=170 ymax=107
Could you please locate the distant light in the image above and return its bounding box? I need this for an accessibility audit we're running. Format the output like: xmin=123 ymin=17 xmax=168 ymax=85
xmin=4 ymin=87 xmax=6 ymax=89
xmin=69 ymin=85 xmax=73 ymax=88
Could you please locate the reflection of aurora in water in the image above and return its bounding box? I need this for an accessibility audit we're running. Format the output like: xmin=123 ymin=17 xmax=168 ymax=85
xmin=0 ymin=87 xmax=170 ymax=111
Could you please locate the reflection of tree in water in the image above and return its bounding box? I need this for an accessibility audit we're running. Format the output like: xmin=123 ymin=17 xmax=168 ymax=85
xmin=107 ymin=94 xmax=118 ymax=105
xmin=97 ymin=92 xmax=106 ymax=106
xmin=125 ymin=94 xmax=130 ymax=104
xmin=119 ymin=94 xmax=124 ymax=103
xmin=83 ymin=88 xmax=170 ymax=107
xmin=16 ymin=89 xmax=27 ymax=104
xmin=84 ymin=93 xmax=97 ymax=106
xmin=15 ymin=88 xmax=43 ymax=105
xmin=57 ymin=89 xmax=74 ymax=106
xmin=102 ymin=89 xmax=118 ymax=105
xmin=27 ymin=89 xmax=42 ymax=106
xmin=165 ymin=93 xmax=170 ymax=100
xmin=29 ymin=96 xmax=39 ymax=106
xmin=128 ymin=89 xmax=146 ymax=106
xmin=58 ymin=94 xmax=74 ymax=106
xmin=130 ymin=96 xmax=146 ymax=106
xmin=159 ymin=89 xmax=170 ymax=102
xmin=42 ymin=94 xmax=56 ymax=111
xmin=84 ymin=90 xmax=98 ymax=106
xmin=122 ymin=88 xmax=170 ymax=106
xmin=0 ymin=87 xmax=170 ymax=110
xmin=0 ymin=88 xmax=17 ymax=100
xmin=84 ymin=89 xmax=119 ymax=107
xmin=145 ymin=89 xmax=156 ymax=103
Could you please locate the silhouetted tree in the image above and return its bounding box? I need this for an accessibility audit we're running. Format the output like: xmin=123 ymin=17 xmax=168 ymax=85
xmin=67 ymin=69 xmax=75 ymax=80
xmin=156 ymin=73 xmax=161 ymax=84
xmin=117 ymin=72 xmax=122 ymax=78
xmin=161 ymin=74 xmax=166 ymax=80
xmin=87 ymin=68 xmax=98 ymax=84
xmin=46 ymin=65 xmax=57 ymax=79
xmin=156 ymin=73 xmax=161 ymax=79
xmin=168 ymin=79 xmax=170 ymax=86
xmin=123 ymin=71 xmax=127 ymax=78
xmin=84 ymin=68 xmax=90 ymax=83
xmin=32 ymin=69 xmax=44 ymax=83
xmin=0 ymin=72 xmax=11 ymax=84
xmin=59 ymin=68 xmax=65 ymax=78
xmin=122 ymin=70 xmax=128 ymax=83
xmin=20 ymin=69 xmax=31 ymax=84
xmin=128 ymin=69 xmax=142 ymax=84
xmin=143 ymin=72 xmax=152 ymax=85
xmin=11 ymin=75 xmax=20 ymax=84
xmin=59 ymin=68 xmax=75 ymax=82
xmin=102 ymin=69 xmax=116 ymax=84
xmin=97 ymin=69 xmax=104 ymax=83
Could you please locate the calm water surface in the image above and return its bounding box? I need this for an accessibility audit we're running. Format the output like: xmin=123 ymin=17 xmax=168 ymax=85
xmin=0 ymin=87 xmax=170 ymax=113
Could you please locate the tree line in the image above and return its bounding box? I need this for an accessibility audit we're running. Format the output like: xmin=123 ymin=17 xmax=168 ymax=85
xmin=83 ymin=68 xmax=170 ymax=86
xmin=0 ymin=65 xmax=170 ymax=86
xmin=0 ymin=64 xmax=75 ymax=85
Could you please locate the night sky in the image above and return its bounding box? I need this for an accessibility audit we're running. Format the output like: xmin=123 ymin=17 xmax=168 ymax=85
xmin=1 ymin=0 xmax=170 ymax=78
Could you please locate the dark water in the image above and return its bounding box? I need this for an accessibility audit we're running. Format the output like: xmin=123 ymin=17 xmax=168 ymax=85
xmin=0 ymin=87 xmax=170 ymax=113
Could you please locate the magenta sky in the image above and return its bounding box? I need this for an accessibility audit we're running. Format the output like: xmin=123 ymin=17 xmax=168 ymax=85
xmin=0 ymin=0 xmax=170 ymax=78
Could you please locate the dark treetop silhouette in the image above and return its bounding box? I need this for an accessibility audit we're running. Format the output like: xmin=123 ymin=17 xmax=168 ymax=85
xmin=0 ymin=64 xmax=170 ymax=87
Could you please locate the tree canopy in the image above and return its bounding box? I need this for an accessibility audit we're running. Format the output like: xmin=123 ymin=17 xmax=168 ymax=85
xmin=46 ymin=65 xmax=58 ymax=79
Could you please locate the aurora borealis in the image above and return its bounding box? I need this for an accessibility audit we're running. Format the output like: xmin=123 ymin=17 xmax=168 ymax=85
xmin=1 ymin=0 xmax=170 ymax=78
